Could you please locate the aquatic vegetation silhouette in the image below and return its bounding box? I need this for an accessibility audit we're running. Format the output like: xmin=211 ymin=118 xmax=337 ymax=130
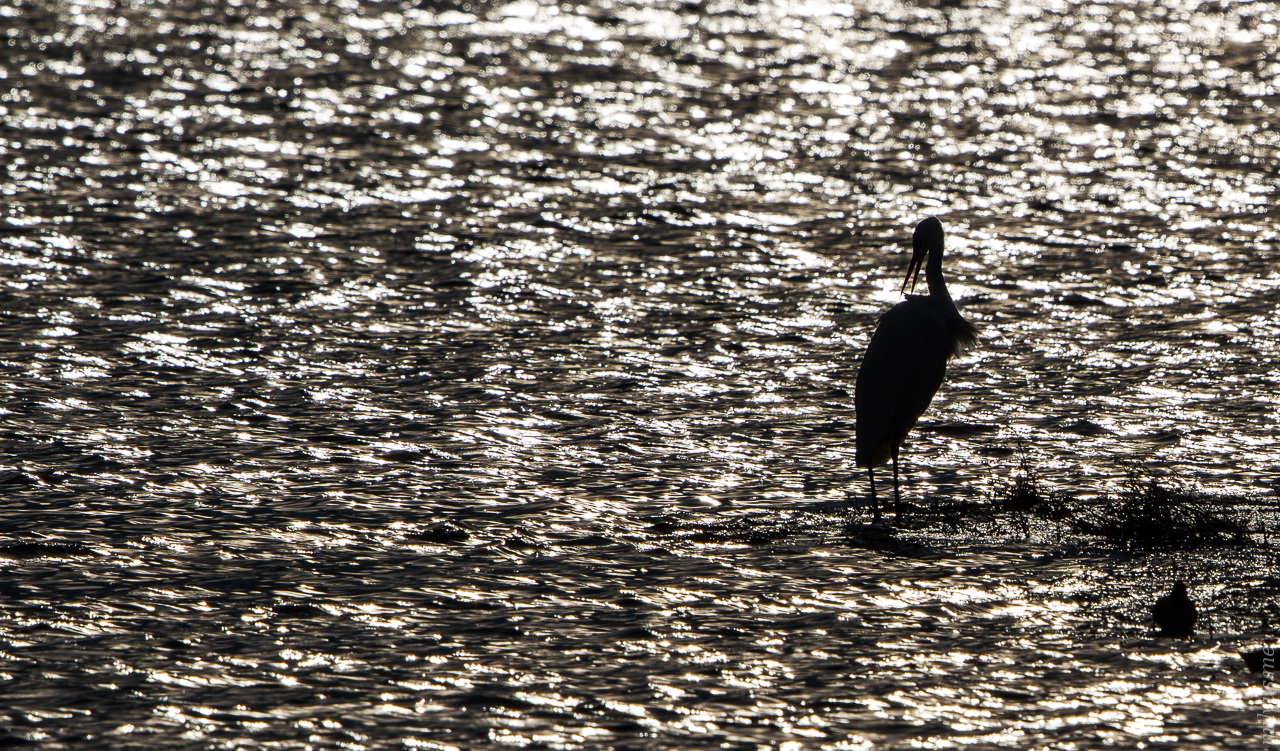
xmin=994 ymin=456 xmax=1048 ymax=512
xmin=651 ymin=511 xmax=825 ymax=545
xmin=1079 ymin=471 xmax=1251 ymax=552
xmin=987 ymin=450 xmax=1074 ymax=540
xmin=993 ymin=450 xmax=1072 ymax=518
xmin=876 ymin=455 xmax=1255 ymax=553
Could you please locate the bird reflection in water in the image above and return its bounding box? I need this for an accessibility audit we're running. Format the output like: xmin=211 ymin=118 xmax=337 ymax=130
xmin=855 ymin=218 xmax=978 ymax=521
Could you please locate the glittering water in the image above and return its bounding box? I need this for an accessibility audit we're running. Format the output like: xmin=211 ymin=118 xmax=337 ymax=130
xmin=2 ymin=0 xmax=1279 ymax=747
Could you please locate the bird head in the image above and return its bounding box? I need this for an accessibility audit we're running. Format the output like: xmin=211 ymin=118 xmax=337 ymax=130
xmin=905 ymin=217 xmax=944 ymax=294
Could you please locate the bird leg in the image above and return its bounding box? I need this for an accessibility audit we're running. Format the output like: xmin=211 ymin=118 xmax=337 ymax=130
xmin=891 ymin=451 xmax=902 ymax=518
xmin=867 ymin=466 xmax=880 ymax=521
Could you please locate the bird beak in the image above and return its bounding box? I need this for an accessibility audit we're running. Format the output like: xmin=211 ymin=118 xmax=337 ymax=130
xmin=902 ymin=246 xmax=925 ymax=295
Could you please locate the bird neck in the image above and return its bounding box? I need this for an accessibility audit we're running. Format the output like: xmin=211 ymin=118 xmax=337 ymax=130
xmin=925 ymin=249 xmax=958 ymax=312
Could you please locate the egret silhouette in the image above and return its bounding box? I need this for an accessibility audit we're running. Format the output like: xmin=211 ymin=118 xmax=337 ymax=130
xmin=855 ymin=217 xmax=977 ymax=520
xmin=1153 ymin=581 xmax=1197 ymax=638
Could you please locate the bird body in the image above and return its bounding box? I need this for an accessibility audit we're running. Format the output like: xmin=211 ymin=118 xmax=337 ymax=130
xmin=855 ymin=295 xmax=972 ymax=468
xmin=1153 ymin=581 xmax=1197 ymax=638
xmin=855 ymin=218 xmax=976 ymax=519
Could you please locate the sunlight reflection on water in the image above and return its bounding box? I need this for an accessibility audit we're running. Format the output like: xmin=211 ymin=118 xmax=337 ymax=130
xmin=0 ymin=0 xmax=1278 ymax=747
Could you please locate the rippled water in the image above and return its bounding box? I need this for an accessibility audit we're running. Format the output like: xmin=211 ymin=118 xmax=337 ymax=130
xmin=2 ymin=0 xmax=1280 ymax=747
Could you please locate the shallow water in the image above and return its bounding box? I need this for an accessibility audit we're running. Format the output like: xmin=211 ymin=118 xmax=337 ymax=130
xmin=2 ymin=0 xmax=1279 ymax=747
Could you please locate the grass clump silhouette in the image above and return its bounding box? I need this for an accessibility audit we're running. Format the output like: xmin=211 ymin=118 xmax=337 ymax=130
xmin=1079 ymin=470 xmax=1250 ymax=552
xmin=986 ymin=449 xmax=1073 ymax=539
xmin=993 ymin=450 xmax=1070 ymax=517
xmin=978 ymin=453 xmax=1251 ymax=550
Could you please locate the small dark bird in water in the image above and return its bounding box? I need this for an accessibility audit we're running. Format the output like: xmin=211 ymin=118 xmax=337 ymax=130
xmin=1152 ymin=581 xmax=1197 ymax=638
xmin=855 ymin=217 xmax=978 ymax=520
xmin=1241 ymin=647 xmax=1277 ymax=674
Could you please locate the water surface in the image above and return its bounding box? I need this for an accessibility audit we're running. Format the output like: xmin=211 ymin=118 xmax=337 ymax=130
xmin=1 ymin=0 xmax=1278 ymax=747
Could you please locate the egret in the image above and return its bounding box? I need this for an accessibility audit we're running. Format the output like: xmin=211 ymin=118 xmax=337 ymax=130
xmin=1153 ymin=581 xmax=1197 ymax=638
xmin=854 ymin=217 xmax=977 ymax=520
